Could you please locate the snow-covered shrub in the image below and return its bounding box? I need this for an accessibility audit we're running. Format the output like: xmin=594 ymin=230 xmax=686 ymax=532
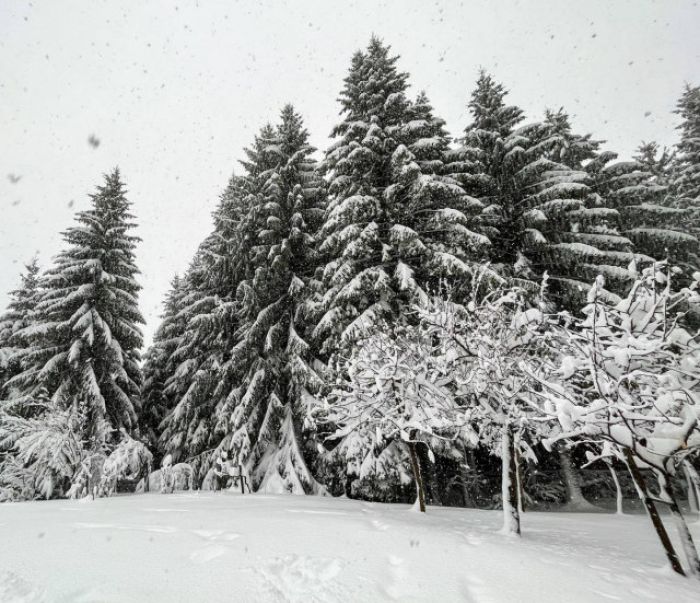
xmin=0 ymin=455 xmax=36 ymax=502
xmin=0 ymin=398 xmax=153 ymax=501
xmin=0 ymin=403 xmax=88 ymax=499
xmin=157 ymin=454 xmax=194 ymax=493
xmin=97 ymin=433 xmax=153 ymax=497
xmin=321 ymin=315 xmax=468 ymax=512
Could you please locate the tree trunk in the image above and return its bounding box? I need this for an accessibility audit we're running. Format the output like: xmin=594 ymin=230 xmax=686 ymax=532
xmin=501 ymin=423 xmax=520 ymax=536
xmin=623 ymin=448 xmax=685 ymax=576
xmin=605 ymin=460 xmax=623 ymax=515
xmin=657 ymin=471 xmax=700 ymax=578
xmin=683 ymin=461 xmax=700 ymax=516
xmin=460 ymin=446 xmax=475 ymax=508
xmin=514 ymin=441 xmax=525 ymax=514
xmin=422 ymin=445 xmax=443 ymax=506
xmin=558 ymin=447 xmax=591 ymax=509
xmin=407 ymin=441 xmax=426 ymax=513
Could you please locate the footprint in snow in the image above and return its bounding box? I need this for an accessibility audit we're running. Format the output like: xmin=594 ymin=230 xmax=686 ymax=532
xmin=370 ymin=519 xmax=389 ymax=532
xmin=258 ymin=555 xmax=343 ymax=602
xmin=591 ymin=591 xmax=623 ymax=600
xmin=190 ymin=545 xmax=229 ymax=564
xmin=382 ymin=555 xmax=410 ymax=600
xmin=459 ymin=574 xmax=486 ymax=603
xmin=462 ymin=533 xmax=482 ymax=546
xmin=191 ymin=529 xmax=240 ymax=542
xmin=0 ymin=572 xmax=45 ymax=603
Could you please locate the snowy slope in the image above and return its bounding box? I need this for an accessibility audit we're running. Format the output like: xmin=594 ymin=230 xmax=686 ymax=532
xmin=0 ymin=493 xmax=699 ymax=602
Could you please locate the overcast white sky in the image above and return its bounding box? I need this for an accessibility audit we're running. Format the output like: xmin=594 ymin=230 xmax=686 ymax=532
xmin=1 ymin=0 xmax=698 ymax=347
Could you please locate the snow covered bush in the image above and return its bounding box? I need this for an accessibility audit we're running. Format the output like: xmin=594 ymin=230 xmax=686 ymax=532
xmin=97 ymin=432 xmax=152 ymax=497
xmin=0 ymin=398 xmax=153 ymax=500
xmin=151 ymin=454 xmax=194 ymax=494
xmin=533 ymin=263 xmax=700 ymax=576
xmin=0 ymin=401 xmax=91 ymax=499
xmin=320 ymin=316 xmax=468 ymax=512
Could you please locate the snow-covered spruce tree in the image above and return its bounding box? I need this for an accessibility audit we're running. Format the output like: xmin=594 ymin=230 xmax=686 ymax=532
xmin=320 ymin=316 xmax=468 ymax=512
xmin=635 ymin=141 xmax=675 ymax=187
xmin=157 ymin=174 xmax=252 ymax=480
xmin=532 ymin=264 xmax=700 ymax=576
xmin=669 ymin=84 xmax=700 ymax=271
xmin=159 ymin=111 xmax=327 ymax=493
xmin=140 ymin=274 xmax=188 ymax=458
xmin=418 ymin=269 xmax=557 ymax=535
xmin=0 ymin=257 xmax=42 ymax=398
xmin=672 ymin=85 xmax=700 ymax=212
xmin=315 ymin=39 xmax=490 ymax=498
xmin=584 ymin=143 xmax=697 ymax=285
xmin=1 ymin=169 xmax=144 ymax=497
xmin=454 ymin=77 xmax=625 ymax=308
xmin=218 ymin=105 xmax=327 ymax=494
xmin=316 ymin=38 xmax=489 ymax=352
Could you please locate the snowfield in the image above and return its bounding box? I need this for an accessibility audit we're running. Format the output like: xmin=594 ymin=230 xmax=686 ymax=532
xmin=1 ymin=493 xmax=699 ymax=603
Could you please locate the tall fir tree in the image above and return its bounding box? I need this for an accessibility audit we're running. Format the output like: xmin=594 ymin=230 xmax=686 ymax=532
xmin=159 ymin=110 xmax=328 ymax=492
xmin=7 ymin=169 xmax=144 ymax=448
xmin=455 ymin=74 xmax=624 ymax=306
xmin=670 ymin=84 xmax=700 ymax=269
xmin=672 ymin=84 xmax=700 ymax=210
xmin=316 ymin=38 xmax=489 ymax=353
xmin=220 ymin=105 xmax=327 ymax=493
xmin=140 ymin=274 xmax=188 ymax=457
xmin=315 ymin=38 xmax=491 ymax=499
xmin=157 ymin=175 xmax=251 ymax=478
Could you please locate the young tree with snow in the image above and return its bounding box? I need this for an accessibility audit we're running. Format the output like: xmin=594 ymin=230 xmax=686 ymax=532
xmin=157 ymin=175 xmax=252 ymax=480
xmin=320 ymin=317 xmax=467 ymax=512
xmin=418 ymin=270 xmax=557 ymax=534
xmin=533 ymin=264 xmax=700 ymax=576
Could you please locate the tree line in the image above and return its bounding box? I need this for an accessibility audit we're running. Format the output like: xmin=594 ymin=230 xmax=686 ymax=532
xmin=1 ymin=36 xmax=699 ymax=574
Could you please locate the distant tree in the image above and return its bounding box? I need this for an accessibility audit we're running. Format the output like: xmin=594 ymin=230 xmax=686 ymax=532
xmin=157 ymin=175 xmax=251 ymax=481
xmin=669 ymin=84 xmax=700 ymax=270
xmin=671 ymin=85 xmax=700 ymax=211
xmin=0 ymin=257 xmax=42 ymax=397
xmin=140 ymin=274 xmax=188 ymax=458
xmin=454 ymin=76 xmax=621 ymax=308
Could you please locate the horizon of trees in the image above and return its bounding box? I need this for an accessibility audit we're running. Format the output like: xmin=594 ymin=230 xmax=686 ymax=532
xmin=1 ymin=35 xmax=700 ymax=575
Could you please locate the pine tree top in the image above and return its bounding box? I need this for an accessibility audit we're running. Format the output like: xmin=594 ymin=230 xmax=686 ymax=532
xmin=335 ymin=37 xmax=409 ymax=125
xmin=466 ymin=71 xmax=524 ymax=138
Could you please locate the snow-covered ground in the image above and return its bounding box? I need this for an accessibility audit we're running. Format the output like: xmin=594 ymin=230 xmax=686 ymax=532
xmin=1 ymin=493 xmax=699 ymax=602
